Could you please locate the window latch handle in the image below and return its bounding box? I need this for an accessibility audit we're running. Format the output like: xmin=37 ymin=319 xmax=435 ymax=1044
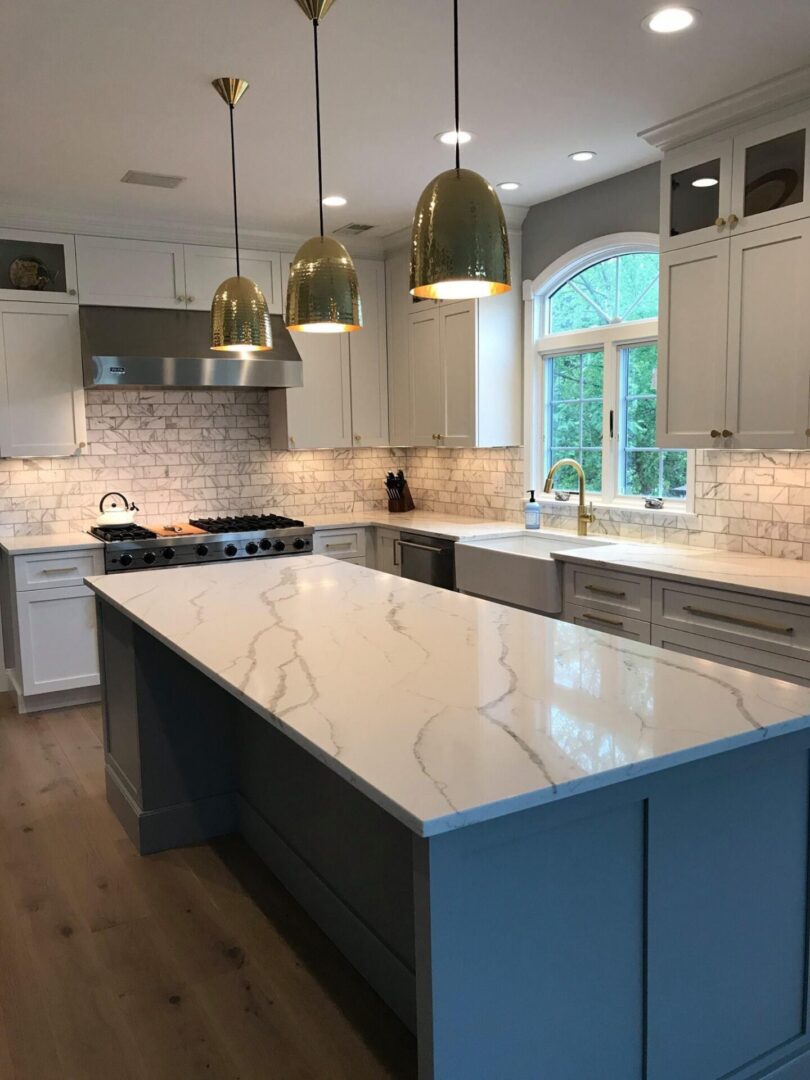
xmin=609 ymin=409 xmax=614 ymax=439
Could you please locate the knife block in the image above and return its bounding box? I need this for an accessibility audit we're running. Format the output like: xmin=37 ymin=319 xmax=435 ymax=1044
xmin=388 ymin=482 xmax=415 ymax=513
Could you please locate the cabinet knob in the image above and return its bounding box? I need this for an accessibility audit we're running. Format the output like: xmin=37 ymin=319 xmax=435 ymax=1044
xmin=727 ymin=213 xmax=739 ymax=228
xmin=289 ymin=436 xmax=295 ymax=447
xmin=710 ymin=429 xmax=722 ymax=438
xmin=806 ymin=429 xmax=810 ymax=438
xmin=68 ymin=288 xmax=77 ymax=296
xmin=186 ymin=295 xmax=195 ymax=303
xmin=354 ymin=434 xmax=361 ymax=442
xmin=715 ymin=217 xmax=726 ymax=228
xmin=722 ymin=429 xmax=733 ymax=438
xmin=176 ymin=295 xmax=185 ymax=303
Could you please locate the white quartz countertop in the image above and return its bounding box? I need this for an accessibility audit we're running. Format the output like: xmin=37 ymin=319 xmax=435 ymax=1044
xmin=87 ymin=555 xmax=810 ymax=837
xmin=307 ymin=511 xmax=523 ymax=541
xmin=0 ymin=532 xmax=102 ymax=555
xmin=555 ymin=542 xmax=810 ymax=603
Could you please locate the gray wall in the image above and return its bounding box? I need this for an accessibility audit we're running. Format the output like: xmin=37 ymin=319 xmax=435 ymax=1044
xmin=521 ymin=162 xmax=660 ymax=282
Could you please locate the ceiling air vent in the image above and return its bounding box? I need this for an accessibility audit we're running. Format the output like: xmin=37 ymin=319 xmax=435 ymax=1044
xmin=120 ymin=170 xmax=186 ymax=189
xmin=333 ymin=222 xmax=375 ymax=236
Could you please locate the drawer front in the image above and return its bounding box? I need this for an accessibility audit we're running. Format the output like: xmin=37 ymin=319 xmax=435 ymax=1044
xmin=652 ymin=580 xmax=810 ymax=661
xmin=565 ymin=602 xmax=651 ymax=643
xmin=650 ymin=625 xmax=810 ymax=686
xmin=15 ymin=548 xmax=104 ymax=591
xmin=313 ymin=528 xmax=366 ymax=560
xmin=564 ymin=564 xmax=652 ymax=620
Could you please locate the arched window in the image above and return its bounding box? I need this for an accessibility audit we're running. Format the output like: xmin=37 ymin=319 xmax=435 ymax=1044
xmin=526 ymin=235 xmax=690 ymax=508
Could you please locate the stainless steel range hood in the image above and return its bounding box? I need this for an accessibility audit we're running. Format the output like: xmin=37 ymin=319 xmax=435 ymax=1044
xmin=80 ymin=306 xmax=303 ymax=389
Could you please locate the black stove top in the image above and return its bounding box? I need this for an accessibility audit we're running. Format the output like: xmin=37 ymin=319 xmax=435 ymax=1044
xmin=90 ymin=524 xmax=158 ymax=543
xmin=188 ymin=514 xmax=305 ymax=534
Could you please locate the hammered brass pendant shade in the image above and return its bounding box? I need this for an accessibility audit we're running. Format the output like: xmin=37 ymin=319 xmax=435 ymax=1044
xmin=210 ymin=77 xmax=272 ymax=352
xmin=285 ymin=0 xmax=362 ymax=334
xmin=410 ymin=168 xmax=510 ymax=300
xmin=409 ymin=0 xmax=511 ymax=301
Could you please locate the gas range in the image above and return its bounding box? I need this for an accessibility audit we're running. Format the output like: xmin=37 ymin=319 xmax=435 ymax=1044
xmin=91 ymin=513 xmax=314 ymax=573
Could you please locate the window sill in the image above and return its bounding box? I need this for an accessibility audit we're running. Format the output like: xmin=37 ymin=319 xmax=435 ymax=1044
xmin=537 ymin=497 xmax=698 ymax=525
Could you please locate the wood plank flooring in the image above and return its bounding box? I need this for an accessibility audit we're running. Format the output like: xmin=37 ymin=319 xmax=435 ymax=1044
xmin=0 ymin=697 xmax=417 ymax=1079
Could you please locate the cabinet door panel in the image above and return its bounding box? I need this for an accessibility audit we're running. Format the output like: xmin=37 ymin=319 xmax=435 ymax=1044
xmin=0 ymin=229 xmax=78 ymax=303
xmin=439 ymin=302 xmax=476 ymax=447
xmin=374 ymin=528 xmax=401 ymax=576
xmin=385 ymin=252 xmax=412 ymax=446
xmin=725 ymin=220 xmax=810 ymax=448
xmin=183 ymin=245 xmax=282 ymax=312
xmin=657 ymin=241 xmax=730 ymax=447
xmin=76 ymin=236 xmax=186 ymax=308
xmin=278 ymin=256 xmax=352 ymax=449
xmin=17 ymin=586 xmax=100 ymax=695
xmin=660 ymin=136 xmax=734 ymax=252
xmin=0 ymin=303 xmax=85 ymax=457
xmin=349 ymin=260 xmax=389 ymax=446
xmin=409 ymin=310 xmax=443 ymax=447
xmin=731 ymin=109 xmax=810 ymax=234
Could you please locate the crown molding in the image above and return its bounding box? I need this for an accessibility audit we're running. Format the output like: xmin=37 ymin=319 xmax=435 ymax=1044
xmin=0 ymin=203 xmax=386 ymax=259
xmin=639 ymin=65 xmax=810 ymax=152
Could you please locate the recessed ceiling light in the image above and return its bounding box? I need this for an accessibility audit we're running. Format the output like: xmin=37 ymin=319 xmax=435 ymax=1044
xmin=498 ymin=181 xmax=521 ymax=191
xmin=435 ymin=129 xmax=474 ymax=146
xmin=643 ymin=6 xmax=698 ymax=33
xmin=569 ymin=151 xmax=596 ymax=162
xmin=691 ymin=177 xmax=718 ymax=188
xmin=322 ymin=195 xmax=347 ymax=207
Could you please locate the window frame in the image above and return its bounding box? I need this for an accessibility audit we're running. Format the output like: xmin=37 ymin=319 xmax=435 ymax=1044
xmin=523 ymin=233 xmax=695 ymax=514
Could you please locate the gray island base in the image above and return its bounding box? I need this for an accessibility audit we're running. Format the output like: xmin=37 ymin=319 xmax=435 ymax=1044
xmin=88 ymin=556 xmax=810 ymax=1080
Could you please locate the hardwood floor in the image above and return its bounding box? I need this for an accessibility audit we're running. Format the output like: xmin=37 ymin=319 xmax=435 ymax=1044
xmin=0 ymin=697 xmax=417 ymax=1079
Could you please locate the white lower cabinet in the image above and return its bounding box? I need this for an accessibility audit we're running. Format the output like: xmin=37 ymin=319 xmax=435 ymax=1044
xmin=375 ymin=528 xmax=401 ymax=576
xmin=313 ymin=527 xmax=367 ymax=564
xmin=0 ymin=302 xmax=87 ymax=457
xmin=562 ymin=561 xmax=810 ymax=684
xmin=1 ymin=546 xmax=104 ymax=712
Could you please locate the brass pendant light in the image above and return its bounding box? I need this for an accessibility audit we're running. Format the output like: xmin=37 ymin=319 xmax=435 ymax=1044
xmin=210 ymin=77 xmax=273 ymax=352
xmin=410 ymin=0 xmax=511 ymax=301
xmin=286 ymin=0 xmax=362 ymax=334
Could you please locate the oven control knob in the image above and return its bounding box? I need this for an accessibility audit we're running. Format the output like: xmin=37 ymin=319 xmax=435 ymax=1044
xmin=245 ymin=542 xmax=259 ymax=555
xmin=224 ymin=544 xmax=238 ymax=557
xmin=119 ymin=553 xmax=133 ymax=567
xmin=163 ymin=548 xmax=175 ymax=560
xmin=196 ymin=544 xmax=209 ymax=557
xmin=259 ymin=538 xmax=272 ymax=551
xmin=143 ymin=551 xmax=156 ymax=565
xmin=273 ymin=540 xmax=286 ymax=552
xmin=293 ymin=538 xmax=306 ymax=550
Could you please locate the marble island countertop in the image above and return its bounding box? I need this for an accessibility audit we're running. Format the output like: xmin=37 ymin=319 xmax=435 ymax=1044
xmin=87 ymin=555 xmax=810 ymax=837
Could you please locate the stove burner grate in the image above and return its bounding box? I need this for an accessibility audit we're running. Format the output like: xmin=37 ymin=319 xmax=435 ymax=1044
xmin=188 ymin=514 xmax=305 ymax=534
xmin=91 ymin=524 xmax=158 ymax=542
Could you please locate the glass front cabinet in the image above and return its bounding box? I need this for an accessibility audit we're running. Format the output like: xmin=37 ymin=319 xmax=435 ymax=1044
xmin=660 ymin=107 xmax=810 ymax=252
xmin=0 ymin=229 xmax=78 ymax=303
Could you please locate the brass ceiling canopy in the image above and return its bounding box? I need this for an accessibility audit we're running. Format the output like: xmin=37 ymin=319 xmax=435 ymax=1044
xmin=410 ymin=168 xmax=510 ymax=300
xmin=209 ymin=76 xmax=272 ymax=352
xmin=286 ymin=0 xmax=362 ymax=334
xmin=286 ymin=236 xmax=361 ymax=333
xmin=409 ymin=0 xmax=511 ymax=300
xmin=293 ymin=0 xmax=336 ymax=20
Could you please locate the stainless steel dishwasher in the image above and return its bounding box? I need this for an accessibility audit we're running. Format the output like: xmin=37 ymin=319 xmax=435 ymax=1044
xmin=395 ymin=532 xmax=456 ymax=589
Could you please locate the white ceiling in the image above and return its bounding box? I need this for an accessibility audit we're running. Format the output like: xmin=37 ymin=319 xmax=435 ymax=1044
xmin=2 ymin=0 xmax=810 ymax=240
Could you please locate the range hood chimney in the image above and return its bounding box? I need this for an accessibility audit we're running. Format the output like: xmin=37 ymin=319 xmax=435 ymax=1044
xmin=80 ymin=307 xmax=303 ymax=389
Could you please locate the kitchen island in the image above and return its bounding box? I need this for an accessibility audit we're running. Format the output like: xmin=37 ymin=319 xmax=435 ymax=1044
xmin=88 ymin=555 xmax=810 ymax=1080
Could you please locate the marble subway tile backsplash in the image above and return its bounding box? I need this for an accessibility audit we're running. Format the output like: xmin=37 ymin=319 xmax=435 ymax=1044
xmin=1 ymin=391 xmax=810 ymax=560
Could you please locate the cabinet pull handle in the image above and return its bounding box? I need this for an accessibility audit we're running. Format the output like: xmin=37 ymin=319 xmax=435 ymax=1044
xmin=715 ymin=216 xmax=727 ymax=228
xmin=41 ymin=566 xmax=79 ymax=575
xmin=395 ymin=538 xmax=447 ymax=555
xmin=325 ymin=542 xmax=352 ymax=551
xmin=805 ymin=428 xmax=810 ymax=438
xmin=585 ymin=583 xmax=627 ymax=598
xmin=727 ymin=213 xmax=739 ymax=228
xmin=582 ymin=612 xmax=625 ymax=628
xmin=722 ymin=429 xmax=733 ymax=438
xmin=682 ymin=604 xmax=794 ymax=635
xmin=710 ymin=429 xmax=722 ymax=438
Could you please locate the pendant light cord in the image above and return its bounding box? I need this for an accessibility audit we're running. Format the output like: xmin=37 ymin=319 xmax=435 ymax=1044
xmin=313 ymin=18 xmax=325 ymax=237
xmin=453 ymin=0 xmax=460 ymax=172
xmin=228 ymin=103 xmax=241 ymax=277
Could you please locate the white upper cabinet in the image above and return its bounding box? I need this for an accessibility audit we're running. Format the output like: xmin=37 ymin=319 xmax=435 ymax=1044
xmin=656 ymin=99 xmax=810 ymax=450
xmin=657 ymin=243 xmax=730 ymax=448
xmin=385 ymin=252 xmax=412 ymax=447
xmin=183 ymin=245 xmax=283 ymax=313
xmin=439 ymin=302 xmax=476 ymax=447
xmin=409 ymin=307 xmax=443 ymax=446
xmin=725 ymin=219 xmax=810 ymax=448
xmin=0 ymin=229 xmax=78 ymax=304
xmin=349 ymin=260 xmax=389 ymax=446
xmin=0 ymin=302 xmax=86 ymax=458
xmin=76 ymin=235 xmax=186 ymax=308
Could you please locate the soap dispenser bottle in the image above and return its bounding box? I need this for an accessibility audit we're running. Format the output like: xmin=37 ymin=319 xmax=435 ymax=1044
xmin=525 ymin=490 xmax=541 ymax=530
